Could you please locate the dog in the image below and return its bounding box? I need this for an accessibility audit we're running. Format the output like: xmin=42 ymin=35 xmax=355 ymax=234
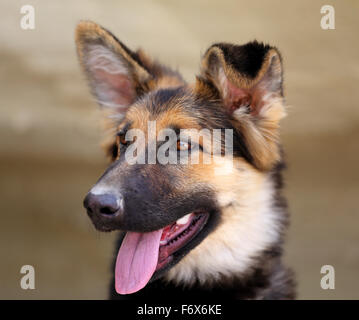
xmin=76 ymin=21 xmax=295 ymax=300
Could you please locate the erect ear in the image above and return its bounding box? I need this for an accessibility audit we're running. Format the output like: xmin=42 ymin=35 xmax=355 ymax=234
xmin=198 ymin=41 xmax=286 ymax=171
xmin=75 ymin=21 xmax=152 ymax=118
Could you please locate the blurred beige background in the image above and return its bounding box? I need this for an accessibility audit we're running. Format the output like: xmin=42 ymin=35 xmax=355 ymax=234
xmin=0 ymin=0 xmax=358 ymax=299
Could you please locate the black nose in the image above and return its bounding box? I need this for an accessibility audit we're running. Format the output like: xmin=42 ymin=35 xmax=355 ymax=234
xmin=83 ymin=192 xmax=123 ymax=219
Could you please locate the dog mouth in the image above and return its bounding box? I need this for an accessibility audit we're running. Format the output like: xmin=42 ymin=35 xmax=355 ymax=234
xmin=157 ymin=212 xmax=209 ymax=271
xmin=114 ymin=211 xmax=209 ymax=295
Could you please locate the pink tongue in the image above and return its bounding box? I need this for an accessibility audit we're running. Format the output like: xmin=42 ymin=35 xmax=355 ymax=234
xmin=115 ymin=230 xmax=163 ymax=294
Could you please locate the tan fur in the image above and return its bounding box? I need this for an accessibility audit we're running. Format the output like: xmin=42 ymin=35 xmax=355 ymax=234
xmin=232 ymin=96 xmax=286 ymax=170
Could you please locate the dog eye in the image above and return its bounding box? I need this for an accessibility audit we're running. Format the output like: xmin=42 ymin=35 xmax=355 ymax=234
xmin=117 ymin=134 xmax=128 ymax=146
xmin=177 ymin=140 xmax=191 ymax=151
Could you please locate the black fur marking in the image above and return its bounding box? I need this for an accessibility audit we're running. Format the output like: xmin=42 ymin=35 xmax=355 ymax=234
xmin=144 ymin=87 xmax=186 ymax=115
xmin=107 ymin=142 xmax=118 ymax=160
xmin=208 ymin=41 xmax=272 ymax=79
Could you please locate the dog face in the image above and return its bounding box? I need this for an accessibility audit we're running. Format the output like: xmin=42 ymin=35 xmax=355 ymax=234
xmin=76 ymin=21 xmax=287 ymax=294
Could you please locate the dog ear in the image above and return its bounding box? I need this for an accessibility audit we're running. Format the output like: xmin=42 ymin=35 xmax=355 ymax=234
xmin=75 ymin=21 xmax=152 ymax=118
xmin=198 ymin=41 xmax=286 ymax=171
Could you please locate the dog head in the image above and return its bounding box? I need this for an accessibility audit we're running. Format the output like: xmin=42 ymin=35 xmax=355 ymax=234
xmin=76 ymin=21 xmax=287 ymax=294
